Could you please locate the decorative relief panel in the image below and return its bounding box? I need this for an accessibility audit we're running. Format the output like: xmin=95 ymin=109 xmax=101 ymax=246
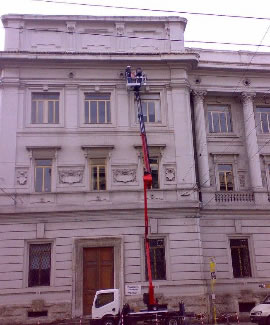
xmin=163 ymin=164 xmax=176 ymax=184
xmin=16 ymin=168 xmax=29 ymax=186
xmin=17 ymin=170 xmax=28 ymax=185
xmin=238 ymin=172 xmax=246 ymax=189
xmin=165 ymin=167 xmax=175 ymax=182
xmin=147 ymin=191 xmax=164 ymax=200
xmin=58 ymin=168 xmax=84 ymax=185
xmin=112 ymin=169 xmax=136 ymax=184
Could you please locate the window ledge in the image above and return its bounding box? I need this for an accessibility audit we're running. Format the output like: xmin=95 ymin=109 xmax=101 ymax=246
xmin=81 ymin=145 xmax=115 ymax=150
xmin=207 ymin=133 xmax=239 ymax=139
xmin=27 ymin=124 xmax=62 ymax=128
xmin=133 ymin=144 xmax=166 ymax=149
xmin=80 ymin=123 xmax=115 ymax=128
xmin=26 ymin=146 xmax=61 ymax=151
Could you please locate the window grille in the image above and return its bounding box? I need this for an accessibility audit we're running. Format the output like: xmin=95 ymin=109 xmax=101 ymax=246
xmin=230 ymin=239 xmax=252 ymax=278
xmin=35 ymin=159 xmax=52 ymax=192
xmin=84 ymin=94 xmax=111 ymax=124
xmin=28 ymin=243 xmax=51 ymax=287
xmin=145 ymin=238 xmax=166 ymax=280
xmin=31 ymin=93 xmax=59 ymax=124
xmin=208 ymin=105 xmax=232 ymax=133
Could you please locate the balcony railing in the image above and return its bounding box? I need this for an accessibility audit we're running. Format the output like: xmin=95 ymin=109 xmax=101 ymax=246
xmin=215 ymin=191 xmax=254 ymax=203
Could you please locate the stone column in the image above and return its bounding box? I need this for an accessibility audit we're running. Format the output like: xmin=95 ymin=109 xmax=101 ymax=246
xmin=241 ymin=92 xmax=263 ymax=189
xmin=192 ymin=90 xmax=210 ymax=187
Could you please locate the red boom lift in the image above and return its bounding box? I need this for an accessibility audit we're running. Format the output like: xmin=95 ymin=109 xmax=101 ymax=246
xmin=89 ymin=67 xmax=186 ymax=325
xmin=126 ymin=67 xmax=156 ymax=308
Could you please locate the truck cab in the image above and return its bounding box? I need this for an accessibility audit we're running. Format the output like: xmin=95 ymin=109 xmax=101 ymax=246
xmin=250 ymin=295 xmax=270 ymax=325
xmin=91 ymin=289 xmax=120 ymax=325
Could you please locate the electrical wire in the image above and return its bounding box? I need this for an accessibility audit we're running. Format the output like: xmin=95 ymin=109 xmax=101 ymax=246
xmin=2 ymin=25 xmax=270 ymax=50
xmin=180 ymin=23 xmax=270 ymax=206
xmin=22 ymin=0 xmax=270 ymax=195
xmin=32 ymin=0 xmax=270 ymax=22
xmin=0 ymin=13 xmax=269 ymax=208
xmin=27 ymin=0 xmax=270 ymax=196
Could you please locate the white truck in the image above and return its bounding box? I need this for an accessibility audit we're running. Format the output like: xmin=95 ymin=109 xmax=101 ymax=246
xmin=250 ymin=295 xmax=270 ymax=325
xmin=90 ymin=289 xmax=185 ymax=325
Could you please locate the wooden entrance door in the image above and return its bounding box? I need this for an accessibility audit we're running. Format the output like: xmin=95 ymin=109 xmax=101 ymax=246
xmin=83 ymin=247 xmax=114 ymax=315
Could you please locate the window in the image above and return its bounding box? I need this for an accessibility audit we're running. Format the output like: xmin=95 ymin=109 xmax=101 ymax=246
xmin=35 ymin=159 xmax=52 ymax=192
xmin=90 ymin=159 xmax=106 ymax=190
xmin=84 ymin=94 xmax=111 ymax=124
xmin=208 ymin=105 xmax=232 ymax=133
xmin=28 ymin=243 xmax=51 ymax=287
xmin=218 ymin=164 xmax=234 ymax=191
xmin=145 ymin=238 xmax=166 ymax=280
xmin=137 ymin=94 xmax=161 ymax=123
xmin=255 ymin=107 xmax=270 ymax=133
xmin=150 ymin=157 xmax=159 ymax=189
xmin=95 ymin=292 xmax=114 ymax=308
xmin=230 ymin=239 xmax=252 ymax=278
xmin=31 ymin=93 xmax=59 ymax=124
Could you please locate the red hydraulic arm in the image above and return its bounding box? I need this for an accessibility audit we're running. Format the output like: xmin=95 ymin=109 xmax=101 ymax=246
xmin=134 ymin=90 xmax=156 ymax=306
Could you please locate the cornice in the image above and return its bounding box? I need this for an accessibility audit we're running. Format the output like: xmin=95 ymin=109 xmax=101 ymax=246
xmin=0 ymin=51 xmax=199 ymax=67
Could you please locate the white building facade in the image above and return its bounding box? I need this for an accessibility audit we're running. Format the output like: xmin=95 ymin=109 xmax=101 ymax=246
xmin=0 ymin=14 xmax=269 ymax=324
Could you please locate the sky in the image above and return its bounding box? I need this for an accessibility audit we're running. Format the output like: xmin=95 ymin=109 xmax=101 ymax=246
xmin=1 ymin=0 xmax=270 ymax=52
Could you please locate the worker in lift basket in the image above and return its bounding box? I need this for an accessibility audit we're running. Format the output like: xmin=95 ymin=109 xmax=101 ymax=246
xmin=125 ymin=65 xmax=132 ymax=82
xmin=136 ymin=67 xmax=143 ymax=84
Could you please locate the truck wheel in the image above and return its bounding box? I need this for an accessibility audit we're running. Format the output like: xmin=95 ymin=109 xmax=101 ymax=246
xmin=167 ymin=318 xmax=179 ymax=325
xmin=102 ymin=318 xmax=115 ymax=325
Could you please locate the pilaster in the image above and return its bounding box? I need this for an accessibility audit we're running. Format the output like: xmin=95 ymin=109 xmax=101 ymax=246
xmin=171 ymin=84 xmax=196 ymax=190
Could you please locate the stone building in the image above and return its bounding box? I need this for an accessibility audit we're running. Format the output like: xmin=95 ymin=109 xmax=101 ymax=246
xmin=0 ymin=14 xmax=269 ymax=324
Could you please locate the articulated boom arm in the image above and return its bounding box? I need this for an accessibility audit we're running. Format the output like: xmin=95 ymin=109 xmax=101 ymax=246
xmin=134 ymin=89 xmax=155 ymax=306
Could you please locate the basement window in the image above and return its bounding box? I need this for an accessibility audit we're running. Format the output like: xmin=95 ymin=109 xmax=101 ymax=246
xmin=28 ymin=311 xmax=48 ymax=318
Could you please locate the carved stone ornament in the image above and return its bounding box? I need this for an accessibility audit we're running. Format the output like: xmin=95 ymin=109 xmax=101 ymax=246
xmin=165 ymin=168 xmax=175 ymax=182
xmin=238 ymin=172 xmax=246 ymax=188
xmin=261 ymin=171 xmax=267 ymax=188
xmin=209 ymin=173 xmax=215 ymax=187
xmin=115 ymin=23 xmax=125 ymax=36
xmin=59 ymin=169 xmax=83 ymax=185
xmin=241 ymin=92 xmax=256 ymax=105
xmin=192 ymin=90 xmax=207 ymax=105
xmin=113 ymin=169 xmax=136 ymax=183
xmin=17 ymin=170 xmax=28 ymax=185
xmin=165 ymin=23 xmax=170 ymax=37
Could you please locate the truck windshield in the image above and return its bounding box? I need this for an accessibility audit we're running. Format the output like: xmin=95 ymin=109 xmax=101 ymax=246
xmin=263 ymin=296 xmax=270 ymax=304
xmin=95 ymin=292 xmax=114 ymax=308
